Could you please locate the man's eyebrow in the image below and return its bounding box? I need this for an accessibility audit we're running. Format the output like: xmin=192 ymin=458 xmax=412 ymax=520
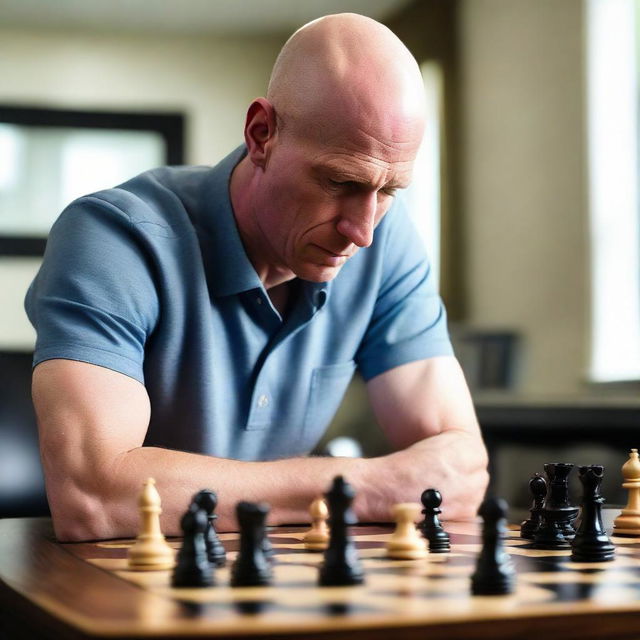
xmin=318 ymin=165 xmax=409 ymax=190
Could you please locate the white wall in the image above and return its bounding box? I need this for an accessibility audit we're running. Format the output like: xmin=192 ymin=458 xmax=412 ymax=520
xmin=0 ymin=27 xmax=283 ymax=349
xmin=459 ymin=0 xmax=589 ymax=396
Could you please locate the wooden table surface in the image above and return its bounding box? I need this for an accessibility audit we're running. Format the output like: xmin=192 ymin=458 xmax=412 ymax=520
xmin=3 ymin=516 xmax=640 ymax=640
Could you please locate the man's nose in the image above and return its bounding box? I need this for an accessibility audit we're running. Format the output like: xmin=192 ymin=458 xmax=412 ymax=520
xmin=335 ymin=193 xmax=377 ymax=248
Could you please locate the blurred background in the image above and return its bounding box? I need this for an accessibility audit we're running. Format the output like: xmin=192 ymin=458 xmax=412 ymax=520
xmin=0 ymin=0 xmax=638 ymax=517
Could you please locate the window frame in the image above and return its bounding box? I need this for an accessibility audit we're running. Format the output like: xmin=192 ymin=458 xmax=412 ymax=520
xmin=0 ymin=105 xmax=184 ymax=256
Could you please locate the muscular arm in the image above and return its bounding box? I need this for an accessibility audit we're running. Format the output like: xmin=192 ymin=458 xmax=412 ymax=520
xmin=33 ymin=359 xmax=369 ymax=541
xmin=361 ymin=356 xmax=489 ymax=521
xmin=34 ymin=356 xmax=485 ymax=541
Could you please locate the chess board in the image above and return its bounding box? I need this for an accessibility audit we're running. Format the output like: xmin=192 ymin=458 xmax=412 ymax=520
xmin=3 ymin=517 xmax=640 ymax=639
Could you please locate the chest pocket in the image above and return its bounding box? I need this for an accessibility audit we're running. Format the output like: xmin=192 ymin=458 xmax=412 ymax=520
xmin=302 ymin=361 xmax=357 ymax=449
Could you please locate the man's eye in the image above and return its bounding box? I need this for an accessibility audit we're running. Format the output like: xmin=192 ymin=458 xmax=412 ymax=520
xmin=329 ymin=178 xmax=356 ymax=188
xmin=380 ymin=187 xmax=397 ymax=197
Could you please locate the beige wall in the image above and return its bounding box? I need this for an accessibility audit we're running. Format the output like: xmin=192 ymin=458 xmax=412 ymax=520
xmin=0 ymin=4 xmax=616 ymax=400
xmin=0 ymin=27 xmax=283 ymax=349
xmin=459 ymin=0 xmax=589 ymax=396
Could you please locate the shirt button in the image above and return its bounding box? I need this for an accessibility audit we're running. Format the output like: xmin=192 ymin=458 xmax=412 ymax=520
xmin=257 ymin=394 xmax=269 ymax=408
xmin=256 ymin=297 xmax=263 ymax=305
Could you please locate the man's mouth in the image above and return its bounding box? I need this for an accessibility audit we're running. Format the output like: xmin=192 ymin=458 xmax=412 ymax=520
xmin=311 ymin=244 xmax=352 ymax=267
xmin=315 ymin=245 xmax=350 ymax=258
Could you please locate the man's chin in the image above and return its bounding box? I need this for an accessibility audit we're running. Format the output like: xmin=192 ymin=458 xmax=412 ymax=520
xmin=297 ymin=263 xmax=343 ymax=283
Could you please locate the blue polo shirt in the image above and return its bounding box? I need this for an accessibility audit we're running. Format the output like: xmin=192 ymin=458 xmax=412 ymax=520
xmin=25 ymin=146 xmax=453 ymax=461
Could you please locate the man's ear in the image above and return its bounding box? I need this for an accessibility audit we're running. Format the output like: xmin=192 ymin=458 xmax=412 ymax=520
xmin=243 ymin=98 xmax=277 ymax=169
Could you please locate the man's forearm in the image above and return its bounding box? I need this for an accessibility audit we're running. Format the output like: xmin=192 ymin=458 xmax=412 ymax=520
xmin=52 ymin=430 xmax=486 ymax=542
xmin=54 ymin=446 xmax=370 ymax=541
xmin=110 ymin=428 xmax=486 ymax=540
xmin=359 ymin=429 xmax=489 ymax=523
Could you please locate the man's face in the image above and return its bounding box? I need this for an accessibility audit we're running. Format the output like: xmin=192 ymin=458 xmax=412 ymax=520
xmin=253 ymin=123 xmax=421 ymax=283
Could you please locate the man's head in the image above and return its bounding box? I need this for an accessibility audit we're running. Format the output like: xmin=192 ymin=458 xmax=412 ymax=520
xmin=232 ymin=13 xmax=426 ymax=286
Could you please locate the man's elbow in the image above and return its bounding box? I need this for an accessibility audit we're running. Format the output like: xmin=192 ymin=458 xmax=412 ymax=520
xmin=47 ymin=481 xmax=114 ymax=542
xmin=447 ymin=432 xmax=490 ymax=520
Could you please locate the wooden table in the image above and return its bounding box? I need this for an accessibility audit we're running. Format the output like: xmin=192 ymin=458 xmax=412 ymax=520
xmin=2 ymin=516 xmax=640 ymax=639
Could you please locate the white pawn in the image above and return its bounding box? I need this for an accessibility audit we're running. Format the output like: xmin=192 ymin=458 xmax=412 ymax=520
xmin=386 ymin=503 xmax=428 ymax=559
xmin=128 ymin=478 xmax=176 ymax=570
xmin=613 ymin=449 xmax=640 ymax=536
xmin=303 ymin=497 xmax=329 ymax=551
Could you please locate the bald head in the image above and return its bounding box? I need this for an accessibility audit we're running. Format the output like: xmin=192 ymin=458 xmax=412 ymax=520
xmin=266 ymin=13 xmax=425 ymax=146
xmin=230 ymin=14 xmax=427 ymax=287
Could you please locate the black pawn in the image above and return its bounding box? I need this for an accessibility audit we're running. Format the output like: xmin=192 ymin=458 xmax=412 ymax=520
xmin=193 ymin=490 xmax=226 ymax=567
xmin=318 ymin=475 xmax=364 ymax=586
xmin=571 ymin=465 xmax=615 ymax=562
xmin=520 ymin=474 xmax=547 ymax=539
xmin=172 ymin=507 xmax=215 ymax=587
xmin=471 ymin=496 xmax=515 ymax=595
xmin=419 ymin=488 xmax=450 ymax=552
xmin=231 ymin=501 xmax=273 ymax=587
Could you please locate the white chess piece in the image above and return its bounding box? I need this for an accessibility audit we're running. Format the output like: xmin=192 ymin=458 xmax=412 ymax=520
xmin=128 ymin=478 xmax=176 ymax=570
xmin=303 ymin=497 xmax=329 ymax=550
xmin=614 ymin=449 xmax=640 ymax=536
xmin=386 ymin=502 xmax=428 ymax=559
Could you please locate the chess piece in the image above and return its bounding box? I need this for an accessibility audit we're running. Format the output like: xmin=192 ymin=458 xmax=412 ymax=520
xmin=128 ymin=478 xmax=175 ymax=571
xmin=192 ymin=490 xmax=226 ymax=567
xmin=533 ymin=463 xmax=577 ymax=549
xmin=262 ymin=527 xmax=274 ymax=561
xmin=613 ymin=449 xmax=640 ymax=536
xmin=318 ymin=475 xmax=365 ymax=586
xmin=172 ymin=506 xmax=214 ymax=587
xmin=546 ymin=462 xmax=579 ymax=536
xmin=520 ymin=473 xmax=547 ymax=539
xmin=231 ymin=502 xmax=273 ymax=586
xmin=419 ymin=488 xmax=450 ymax=553
xmin=571 ymin=465 xmax=615 ymax=562
xmin=303 ymin=497 xmax=330 ymax=551
xmin=386 ymin=503 xmax=427 ymax=559
xmin=471 ymin=496 xmax=515 ymax=595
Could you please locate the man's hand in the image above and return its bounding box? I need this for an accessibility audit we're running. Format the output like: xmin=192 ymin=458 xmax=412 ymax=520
xmin=359 ymin=356 xmax=489 ymax=522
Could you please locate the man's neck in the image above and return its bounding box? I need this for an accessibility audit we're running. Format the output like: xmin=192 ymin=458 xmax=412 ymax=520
xmin=229 ymin=156 xmax=294 ymax=290
xmin=268 ymin=280 xmax=295 ymax=317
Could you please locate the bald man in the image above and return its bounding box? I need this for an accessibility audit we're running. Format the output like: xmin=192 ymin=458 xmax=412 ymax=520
xmin=26 ymin=14 xmax=488 ymax=541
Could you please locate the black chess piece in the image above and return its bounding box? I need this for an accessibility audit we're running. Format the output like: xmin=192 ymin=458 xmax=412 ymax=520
xmin=318 ymin=475 xmax=365 ymax=586
xmin=172 ymin=507 xmax=215 ymax=587
xmin=471 ymin=496 xmax=515 ymax=595
xmin=571 ymin=465 xmax=615 ymax=562
xmin=419 ymin=488 xmax=450 ymax=552
xmin=520 ymin=473 xmax=547 ymax=539
xmin=533 ymin=462 xmax=577 ymax=549
xmin=231 ymin=501 xmax=273 ymax=587
xmin=193 ymin=489 xmax=226 ymax=567
xmin=546 ymin=462 xmax=579 ymax=536
xmin=262 ymin=529 xmax=274 ymax=562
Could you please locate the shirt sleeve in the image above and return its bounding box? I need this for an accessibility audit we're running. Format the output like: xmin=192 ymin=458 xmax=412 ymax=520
xmin=24 ymin=195 xmax=160 ymax=383
xmin=355 ymin=197 xmax=454 ymax=382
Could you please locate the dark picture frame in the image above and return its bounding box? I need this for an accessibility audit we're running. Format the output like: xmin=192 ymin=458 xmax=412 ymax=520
xmin=0 ymin=105 xmax=185 ymax=256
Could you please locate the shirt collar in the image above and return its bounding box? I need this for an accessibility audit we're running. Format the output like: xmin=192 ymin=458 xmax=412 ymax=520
xmin=198 ymin=145 xmax=263 ymax=297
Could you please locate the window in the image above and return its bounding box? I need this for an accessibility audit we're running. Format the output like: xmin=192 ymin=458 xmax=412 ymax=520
xmin=0 ymin=106 xmax=184 ymax=256
xmin=405 ymin=61 xmax=443 ymax=289
xmin=587 ymin=0 xmax=640 ymax=381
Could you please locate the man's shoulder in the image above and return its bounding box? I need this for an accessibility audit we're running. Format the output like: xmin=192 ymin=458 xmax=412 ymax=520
xmin=68 ymin=165 xmax=213 ymax=238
